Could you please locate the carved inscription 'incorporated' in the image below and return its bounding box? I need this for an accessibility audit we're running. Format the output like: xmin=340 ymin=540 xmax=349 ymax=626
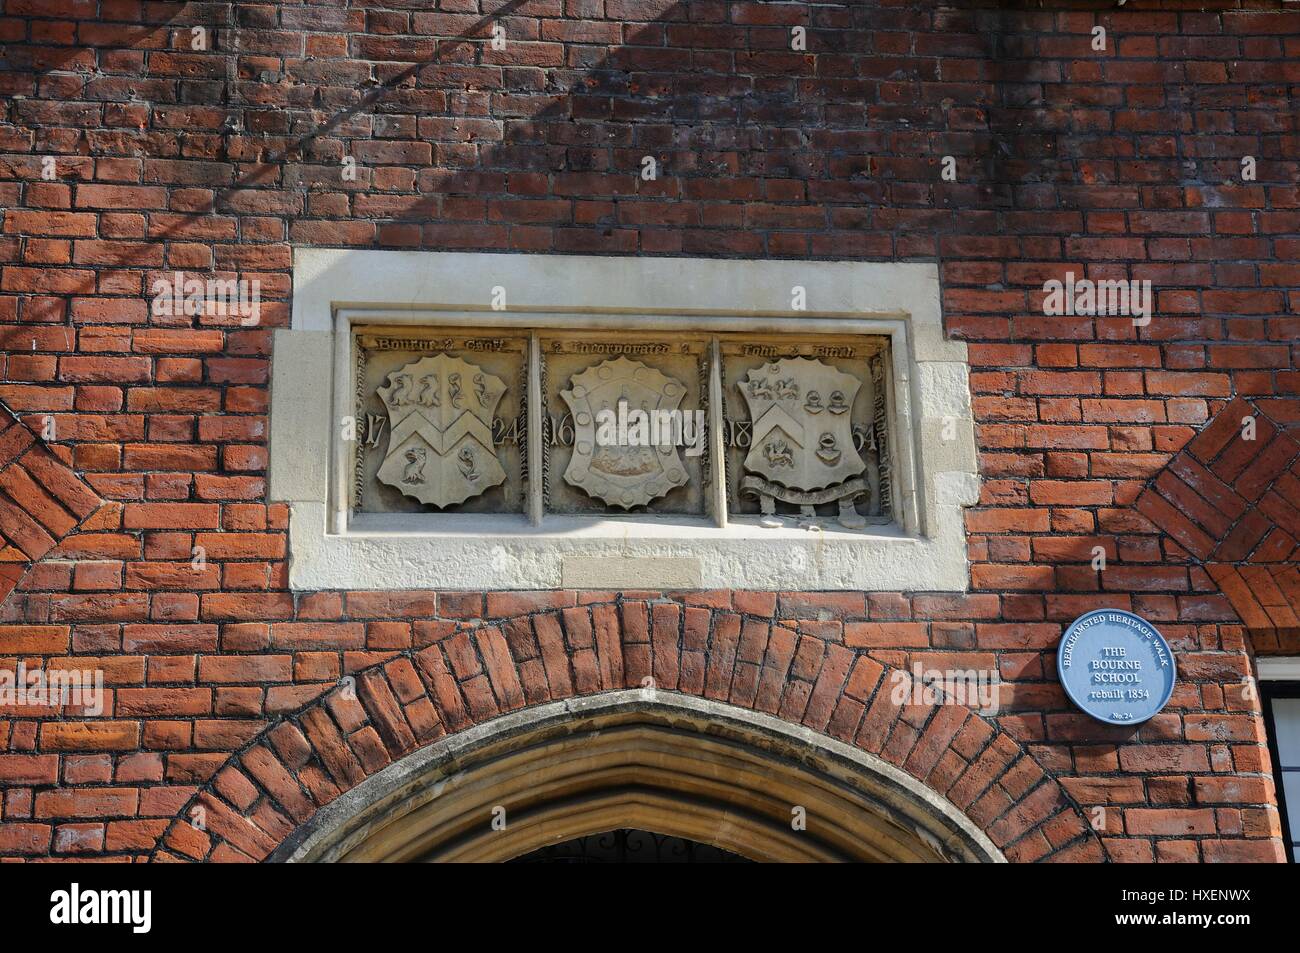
xmin=375 ymin=353 xmax=508 ymax=508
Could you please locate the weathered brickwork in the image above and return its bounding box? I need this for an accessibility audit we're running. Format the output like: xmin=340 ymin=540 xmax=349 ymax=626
xmin=150 ymin=598 xmax=1105 ymax=863
xmin=1135 ymin=396 xmax=1300 ymax=651
xmin=0 ymin=415 xmax=105 ymax=606
xmin=0 ymin=1 xmax=1297 ymax=861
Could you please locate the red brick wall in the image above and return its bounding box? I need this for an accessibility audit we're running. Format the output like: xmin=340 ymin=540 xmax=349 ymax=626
xmin=0 ymin=0 xmax=1296 ymax=861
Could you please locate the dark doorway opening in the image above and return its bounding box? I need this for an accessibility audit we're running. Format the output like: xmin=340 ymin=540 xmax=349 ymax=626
xmin=509 ymin=828 xmax=753 ymax=864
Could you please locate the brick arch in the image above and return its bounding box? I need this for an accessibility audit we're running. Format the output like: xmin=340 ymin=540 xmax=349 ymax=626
xmin=1134 ymin=396 xmax=1300 ymax=655
xmin=150 ymin=600 xmax=1102 ymax=863
xmin=0 ymin=413 xmax=107 ymax=607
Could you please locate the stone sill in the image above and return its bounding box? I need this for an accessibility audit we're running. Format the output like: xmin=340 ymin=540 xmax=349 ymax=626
xmin=288 ymin=493 xmax=975 ymax=592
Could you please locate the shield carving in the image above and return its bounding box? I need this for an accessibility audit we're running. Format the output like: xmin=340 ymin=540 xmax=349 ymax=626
xmin=375 ymin=353 xmax=507 ymax=508
xmin=560 ymin=356 xmax=690 ymax=509
xmin=738 ymin=357 xmax=866 ymax=491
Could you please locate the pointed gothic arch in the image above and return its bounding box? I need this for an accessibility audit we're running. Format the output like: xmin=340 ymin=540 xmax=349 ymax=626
xmin=150 ymin=601 xmax=1103 ymax=863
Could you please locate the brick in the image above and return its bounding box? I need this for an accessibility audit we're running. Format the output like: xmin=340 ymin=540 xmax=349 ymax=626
xmin=0 ymin=754 xmax=59 ymax=784
xmin=0 ymin=2 xmax=1292 ymax=868
xmin=123 ymin=502 xmax=220 ymax=529
xmin=0 ymin=823 xmax=51 ymax=854
xmin=0 ymin=624 xmax=70 ymax=654
xmin=35 ymin=787 xmax=138 ymax=819
xmin=1125 ymin=808 xmax=1216 ymax=836
xmin=40 ymin=721 xmax=139 ymax=751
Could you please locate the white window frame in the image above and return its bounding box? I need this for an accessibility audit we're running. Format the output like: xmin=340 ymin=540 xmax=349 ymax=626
xmin=271 ymin=249 xmax=978 ymax=591
xmin=1259 ymin=657 xmax=1300 ymax=863
xmin=1259 ymin=658 xmax=1300 ymax=682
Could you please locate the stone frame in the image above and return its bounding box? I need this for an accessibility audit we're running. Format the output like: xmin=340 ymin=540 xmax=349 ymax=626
xmin=272 ymin=249 xmax=978 ymax=591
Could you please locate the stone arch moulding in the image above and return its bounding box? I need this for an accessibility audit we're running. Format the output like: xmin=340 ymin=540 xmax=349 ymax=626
xmin=150 ymin=606 xmax=1103 ymax=863
xmin=274 ymin=693 xmax=1002 ymax=863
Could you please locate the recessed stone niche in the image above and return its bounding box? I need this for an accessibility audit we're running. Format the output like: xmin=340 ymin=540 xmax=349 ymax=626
xmin=350 ymin=325 xmax=893 ymax=530
xmin=275 ymin=251 xmax=977 ymax=591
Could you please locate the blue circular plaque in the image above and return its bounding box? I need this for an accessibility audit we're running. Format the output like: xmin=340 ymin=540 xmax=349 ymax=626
xmin=1057 ymin=610 xmax=1176 ymax=725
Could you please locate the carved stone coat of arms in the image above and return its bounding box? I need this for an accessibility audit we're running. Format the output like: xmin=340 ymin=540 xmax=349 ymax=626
xmin=375 ymin=353 xmax=507 ymax=508
xmin=560 ymin=356 xmax=690 ymax=510
xmin=737 ymin=357 xmax=869 ymax=526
